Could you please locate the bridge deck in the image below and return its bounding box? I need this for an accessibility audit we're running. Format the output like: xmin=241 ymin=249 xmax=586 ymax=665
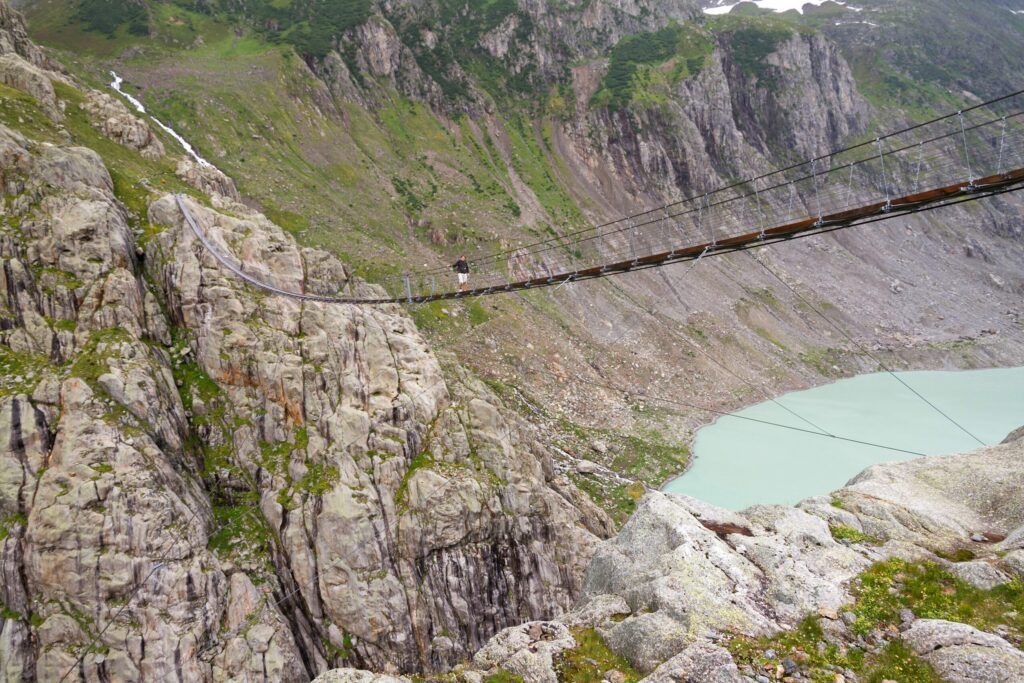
xmin=176 ymin=166 xmax=1024 ymax=305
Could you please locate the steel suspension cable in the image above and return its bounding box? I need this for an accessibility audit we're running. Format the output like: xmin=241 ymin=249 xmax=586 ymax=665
xmin=437 ymin=129 xmax=1013 ymax=291
xmin=602 ymin=279 xmax=837 ymax=437
xmin=745 ymin=251 xmax=988 ymax=447
xmin=510 ymin=289 xmax=925 ymax=456
xmin=400 ymin=100 xmax=1024 ymax=284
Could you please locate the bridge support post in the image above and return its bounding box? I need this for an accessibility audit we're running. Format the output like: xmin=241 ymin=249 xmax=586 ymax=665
xmin=911 ymin=141 xmax=925 ymax=194
xmin=958 ymin=111 xmax=976 ymax=189
xmin=755 ymin=182 xmax=765 ymax=240
xmin=701 ymin=193 xmax=715 ymax=247
xmin=876 ymin=137 xmax=892 ymax=213
xmin=628 ymin=219 xmax=638 ymax=265
xmin=811 ymin=158 xmax=823 ymax=225
xmin=997 ymin=117 xmax=1008 ymax=177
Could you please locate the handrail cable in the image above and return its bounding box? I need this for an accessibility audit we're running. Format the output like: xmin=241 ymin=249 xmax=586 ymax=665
xmin=177 ymin=166 xmax=1024 ymax=304
xmin=463 ymin=110 xmax=1024 ymax=276
xmin=404 ymin=92 xmax=1024 ymax=280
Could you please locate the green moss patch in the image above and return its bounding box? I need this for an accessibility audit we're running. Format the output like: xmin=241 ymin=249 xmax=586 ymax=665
xmin=850 ymin=559 xmax=1024 ymax=639
xmin=0 ymin=83 xmax=58 ymax=141
xmin=554 ymin=628 xmax=642 ymax=683
xmin=0 ymin=606 xmax=23 ymax=621
xmin=593 ymin=22 xmax=714 ymax=110
xmin=866 ymin=640 xmax=944 ymax=683
xmin=395 ymin=452 xmax=435 ymax=512
xmin=728 ymin=614 xmax=942 ymax=683
xmin=409 ymin=299 xmax=493 ymax=337
xmin=613 ymin=432 xmax=689 ymax=485
xmin=297 ymin=461 xmax=340 ymax=496
xmin=483 ymin=672 xmax=525 ymax=683
xmin=208 ymin=491 xmax=272 ymax=569
xmin=0 ymin=512 xmax=28 ymax=542
xmin=68 ymin=327 xmax=135 ymax=385
xmin=730 ymin=558 xmax=1024 ymax=681
xmin=799 ymin=346 xmax=849 ymax=378
xmin=729 ymin=615 xmax=866 ymax=680
xmin=570 ymin=476 xmax=646 ymax=528
xmin=830 ymin=524 xmax=883 ymax=546
xmin=935 ymin=548 xmax=977 ymax=563
xmin=0 ymin=346 xmax=51 ymax=397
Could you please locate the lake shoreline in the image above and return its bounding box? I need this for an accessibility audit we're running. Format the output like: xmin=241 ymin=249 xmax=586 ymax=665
xmin=662 ymin=365 xmax=1024 ymax=510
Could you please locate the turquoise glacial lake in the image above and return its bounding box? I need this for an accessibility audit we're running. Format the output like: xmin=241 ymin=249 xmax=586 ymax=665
xmin=663 ymin=367 xmax=1024 ymax=510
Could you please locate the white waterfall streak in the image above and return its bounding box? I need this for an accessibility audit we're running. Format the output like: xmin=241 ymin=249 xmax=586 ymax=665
xmin=109 ymin=71 xmax=214 ymax=168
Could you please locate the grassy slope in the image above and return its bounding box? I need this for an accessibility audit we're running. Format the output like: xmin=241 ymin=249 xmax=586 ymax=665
xmin=27 ymin=1 xmax=546 ymax=274
xmin=728 ymin=558 xmax=1024 ymax=683
xmin=0 ymin=76 xmax=198 ymax=228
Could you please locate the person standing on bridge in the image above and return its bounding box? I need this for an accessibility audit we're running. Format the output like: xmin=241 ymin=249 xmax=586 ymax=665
xmin=452 ymin=255 xmax=470 ymax=292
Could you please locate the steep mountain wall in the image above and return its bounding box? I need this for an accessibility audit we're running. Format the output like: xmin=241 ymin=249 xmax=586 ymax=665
xmin=0 ymin=4 xmax=611 ymax=679
xmin=554 ymin=27 xmax=868 ymax=209
xmin=3 ymin=0 xmax=1024 ymax=679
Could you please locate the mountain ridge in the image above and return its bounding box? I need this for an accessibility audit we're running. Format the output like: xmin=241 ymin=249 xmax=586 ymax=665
xmin=1 ymin=0 xmax=1024 ymax=679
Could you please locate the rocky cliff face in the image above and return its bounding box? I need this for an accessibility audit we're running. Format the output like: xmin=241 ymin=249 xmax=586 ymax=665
xmin=0 ymin=0 xmax=53 ymax=71
xmin=5 ymin=0 xmax=1024 ymax=680
xmin=333 ymin=0 xmax=867 ymax=202
xmin=556 ymin=27 xmax=868 ymax=209
xmin=40 ymin=0 xmax=1021 ymax=519
xmin=143 ymin=193 xmax=610 ymax=674
xmin=380 ymin=0 xmax=703 ymax=94
xmin=0 ymin=4 xmax=611 ymax=680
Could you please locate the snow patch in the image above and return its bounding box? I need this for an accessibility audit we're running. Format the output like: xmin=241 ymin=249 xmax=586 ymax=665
xmin=109 ymin=71 xmax=214 ymax=169
xmin=704 ymin=0 xmax=860 ymax=16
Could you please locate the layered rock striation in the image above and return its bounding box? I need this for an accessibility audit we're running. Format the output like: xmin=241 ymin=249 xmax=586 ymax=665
xmin=0 ymin=125 xmax=607 ymax=680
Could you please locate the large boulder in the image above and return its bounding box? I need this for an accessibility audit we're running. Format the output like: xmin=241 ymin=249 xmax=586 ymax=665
xmin=946 ymin=560 xmax=1013 ymax=590
xmin=176 ymin=157 xmax=241 ymax=201
xmin=638 ymin=641 xmax=745 ymax=683
xmin=471 ymin=621 xmax=576 ymax=683
xmin=1003 ymin=425 xmax=1024 ymax=443
xmin=0 ymin=52 xmax=60 ymax=120
xmin=903 ymin=619 xmax=1024 ymax=683
xmin=579 ymin=490 xmax=866 ymax=670
xmin=81 ymin=91 xmax=165 ymax=158
xmin=829 ymin=438 xmax=1024 ymax=551
xmin=313 ymin=670 xmax=412 ymax=683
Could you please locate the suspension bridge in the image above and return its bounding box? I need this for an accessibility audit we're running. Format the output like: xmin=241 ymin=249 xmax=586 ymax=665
xmin=176 ymin=90 xmax=1024 ymax=305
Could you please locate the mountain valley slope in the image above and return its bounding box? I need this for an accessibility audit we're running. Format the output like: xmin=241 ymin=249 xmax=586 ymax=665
xmin=1 ymin=0 xmax=1023 ymax=680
